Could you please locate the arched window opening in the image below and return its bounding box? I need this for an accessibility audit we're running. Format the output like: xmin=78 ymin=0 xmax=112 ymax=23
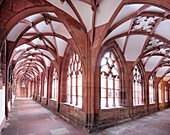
xmin=67 ymin=52 xmax=82 ymax=108
xmin=52 ymin=68 xmax=58 ymax=100
xmin=39 ymin=80 xmax=41 ymax=96
xmin=133 ymin=65 xmax=144 ymax=106
xmin=149 ymin=75 xmax=155 ymax=104
xmin=165 ymin=84 xmax=168 ymax=102
xmin=100 ymin=50 xmax=121 ymax=109
xmin=158 ymin=82 xmax=162 ymax=103
xmin=44 ymin=77 xmax=47 ymax=98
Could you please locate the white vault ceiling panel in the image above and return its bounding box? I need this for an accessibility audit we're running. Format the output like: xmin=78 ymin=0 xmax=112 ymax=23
xmin=48 ymin=12 xmax=58 ymax=18
xmin=115 ymin=36 xmax=126 ymax=52
xmin=45 ymin=36 xmax=55 ymax=47
xmin=13 ymin=51 xmax=23 ymax=60
xmin=35 ymin=61 xmax=44 ymax=68
xmin=28 ymin=48 xmax=40 ymax=53
xmin=102 ymin=19 xmax=131 ymax=45
xmin=32 ymin=38 xmax=44 ymax=45
xmin=43 ymin=56 xmax=51 ymax=67
xmin=17 ymin=58 xmax=27 ymax=64
xmin=72 ymin=0 xmax=92 ymax=32
xmin=28 ymin=56 xmax=36 ymax=59
xmin=56 ymin=37 xmax=68 ymax=56
xmin=111 ymin=4 xmax=144 ymax=27
xmin=16 ymin=66 xmax=24 ymax=72
xmin=47 ymin=0 xmax=79 ymax=21
xmin=52 ymin=21 xmax=72 ymax=39
xmin=95 ymin=0 xmax=122 ymax=27
xmin=37 ymin=65 xmax=43 ymax=72
xmin=125 ymin=35 xmax=147 ymax=61
xmin=156 ymin=67 xmax=169 ymax=77
xmin=26 ymin=28 xmax=36 ymax=33
xmin=7 ymin=23 xmax=28 ymax=41
xmin=155 ymin=19 xmax=170 ymax=40
xmin=15 ymin=44 xmax=31 ymax=51
xmin=163 ymin=73 xmax=170 ymax=81
xmin=44 ymin=39 xmax=54 ymax=49
xmin=40 ymin=50 xmax=55 ymax=60
xmin=33 ymin=70 xmax=38 ymax=76
xmin=22 ymin=36 xmax=34 ymax=39
xmin=36 ymin=21 xmax=52 ymax=33
xmin=145 ymin=56 xmax=163 ymax=71
xmin=141 ymin=57 xmax=148 ymax=64
xmin=143 ymin=6 xmax=166 ymax=13
xmin=25 ymin=14 xmax=43 ymax=22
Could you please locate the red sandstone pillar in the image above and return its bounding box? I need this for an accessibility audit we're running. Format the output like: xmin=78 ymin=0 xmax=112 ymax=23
xmin=46 ymin=67 xmax=53 ymax=105
xmin=46 ymin=68 xmax=49 ymax=105
xmin=126 ymin=61 xmax=134 ymax=117
xmin=162 ymin=80 xmax=167 ymax=107
xmin=145 ymin=72 xmax=151 ymax=112
xmin=49 ymin=67 xmax=53 ymax=99
xmin=40 ymin=72 xmax=45 ymax=98
xmin=33 ymin=78 xmax=36 ymax=99
xmin=155 ymin=77 xmax=161 ymax=110
xmin=30 ymin=81 xmax=33 ymax=97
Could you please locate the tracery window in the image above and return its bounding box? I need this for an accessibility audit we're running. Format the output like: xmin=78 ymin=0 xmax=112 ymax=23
xmin=52 ymin=68 xmax=58 ymax=100
xmin=133 ymin=65 xmax=144 ymax=106
xmin=165 ymin=84 xmax=168 ymax=102
xmin=44 ymin=77 xmax=47 ymax=98
xmin=39 ymin=80 xmax=41 ymax=96
xmin=158 ymin=82 xmax=162 ymax=103
xmin=149 ymin=75 xmax=155 ymax=104
xmin=100 ymin=50 xmax=120 ymax=109
xmin=67 ymin=52 xmax=82 ymax=108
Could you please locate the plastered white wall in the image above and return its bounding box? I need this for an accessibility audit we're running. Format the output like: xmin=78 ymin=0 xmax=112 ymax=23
xmin=0 ymin=86 xmax=5 ymax=126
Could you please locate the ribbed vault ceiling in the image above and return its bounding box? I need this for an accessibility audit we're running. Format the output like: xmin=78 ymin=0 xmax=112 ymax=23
xmin=7 ymin=0 xmax=169 ymax=82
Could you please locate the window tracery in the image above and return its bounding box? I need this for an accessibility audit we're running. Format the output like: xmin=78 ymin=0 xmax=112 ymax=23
xmin=44 ymin=77 xmax=47 ymax=98
xmin=158 ymin=82 xmax=162 ymax=103
xmin=52 ymin=68 xmax=58 ymax=100
xmin=133 ymin=65 xmax=144 ymax=106
xmin=67 ymin=52 xmax=82 ymax=108
xmin=39 ymin=80 xmax=41 ymax=96
xmin=149 ymin=75 xmax=155 ymax=104
xmin=100 ymin=50 xmax=120 ymax=109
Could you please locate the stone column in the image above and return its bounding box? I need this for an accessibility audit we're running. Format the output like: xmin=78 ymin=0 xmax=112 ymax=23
xmin=36 ymin=76 xmax=38 ymax=96
xmin=40 ymin=72 xmax=45 ymax=99
xmin=145 ymin=72 xmax=151 ymax=112
xmin=46 ymin=67 xmax=53 ymax=105
xmin=162 ymin=80 xmax=167 ymax=108
xmin=155 ymin=77 xmax=161 ymax=110
xmin=126 ymin=62 xmax=134 ymax=117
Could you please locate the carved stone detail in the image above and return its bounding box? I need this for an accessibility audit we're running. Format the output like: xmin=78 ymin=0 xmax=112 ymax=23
xmin=131 ymin=16 xmax=159 ymax=32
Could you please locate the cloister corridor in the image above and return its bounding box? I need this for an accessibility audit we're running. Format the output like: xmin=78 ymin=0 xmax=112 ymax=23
xmin=0 ymin=0 xmax=170 ymax=135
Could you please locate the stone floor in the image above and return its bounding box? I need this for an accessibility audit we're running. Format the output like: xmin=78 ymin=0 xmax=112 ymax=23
xmin=94 ymin=108 xmax=170 ymax=135
xmin=1 ymin=99 xmax=85 ymax=135
xmin=1 ymin=99 xmax=170 ymax=135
